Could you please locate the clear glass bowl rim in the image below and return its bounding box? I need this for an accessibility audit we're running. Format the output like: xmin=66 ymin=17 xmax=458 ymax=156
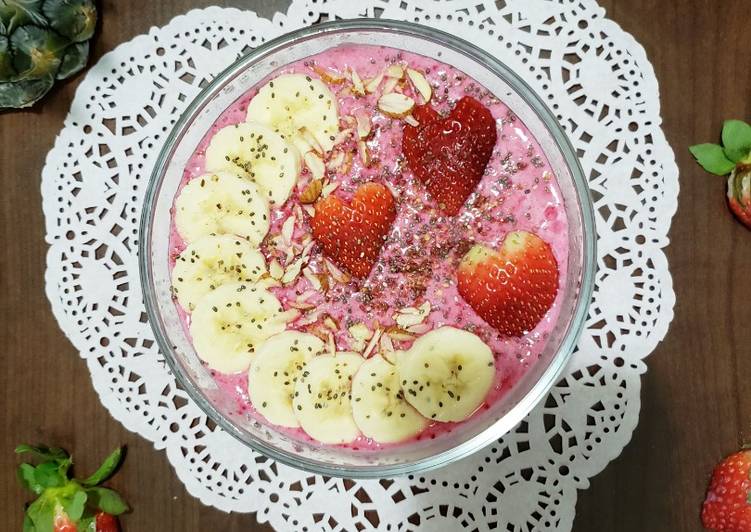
xmin=139 ymin=18 xmax=597 ymax=478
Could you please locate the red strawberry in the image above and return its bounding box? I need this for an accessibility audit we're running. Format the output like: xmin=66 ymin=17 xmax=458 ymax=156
xmin=727 ymin=164 xmax=751 ymax=229
xmin=457 ymin=231 xmax=558 ymax=337
xmin=311 ymin=182 xmax=396 ymax=278
xmin=402 ymin=96 xmax=497 ymax=215
xmin=702 ymin=450 xmax=751 ymax=531
xmin=95 ymin=512 xmax=120 ymax=532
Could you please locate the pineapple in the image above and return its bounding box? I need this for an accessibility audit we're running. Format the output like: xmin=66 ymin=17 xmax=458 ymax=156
xmin=0 ymin=0 xmax=97 ymax=109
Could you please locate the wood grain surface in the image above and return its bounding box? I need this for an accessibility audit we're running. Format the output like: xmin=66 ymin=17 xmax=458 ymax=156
xmin=1 ymin=1 xmax=749 ymax=530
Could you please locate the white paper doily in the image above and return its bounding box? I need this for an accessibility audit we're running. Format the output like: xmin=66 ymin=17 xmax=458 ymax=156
xmin=42 ymin=1 xmax=678 ymax=530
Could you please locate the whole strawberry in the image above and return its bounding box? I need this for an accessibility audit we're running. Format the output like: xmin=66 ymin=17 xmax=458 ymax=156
xmin=457 ymin=230 xmax=559 ymax=337
xmin=690 ymin=119 xmax=751 ymax=229
xmin=16 ymin=444 xmax=127 ymax=531
xmin=702 ymin=450 xmax=751 ymax=531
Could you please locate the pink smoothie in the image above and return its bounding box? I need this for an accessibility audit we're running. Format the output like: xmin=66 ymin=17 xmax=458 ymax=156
xmin=168 ymin=44 xmax=569 ymax=450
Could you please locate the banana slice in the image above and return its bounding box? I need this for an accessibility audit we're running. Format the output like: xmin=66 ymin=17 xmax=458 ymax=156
xmin=174 ymin=172 xmax=270 ymax=245
xmin=190 ymin=282 xmax=297 ymax=373
xmin=351 ymin=355 xmax=428 ymax=443
xmin=248 ymin=331 xmax=326 ymax=427
xmin=172 ymin=234 xmax=266 ymax=312
xmin=397 ymin=327 xmax=495 ymax=422
xmin=204 ymin=122 xmax=301 ymax=207
xmin=246 ymin=74 xmax=339 ymax=154
xmin=292 ymin=352 xmax=364 ymax=444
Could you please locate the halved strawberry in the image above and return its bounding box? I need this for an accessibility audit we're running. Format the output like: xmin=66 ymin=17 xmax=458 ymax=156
xmin=311 ymin=182 xmax=396 ymax=278
xmin=402 ymin=96 xmax=497 ymax=215
xmin=702 ymin=449 xmax=751 ymax=531
xmin=457 ymin=231 xmax=558 ymax=337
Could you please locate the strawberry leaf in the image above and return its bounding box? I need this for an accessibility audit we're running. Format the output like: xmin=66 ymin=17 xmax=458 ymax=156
xmin=15 ymin=444 xmax=69 ymax=463
xmin=78 ymin=516 xmax=96 ymax=532
xmin=26 ymin=495 xmax=55 ymax=532
xmin=85 ymin=487 xmax=129 ymax=515
xmin=17 ymin=463 xmax=44 ymax=495
xmin=722 ymin=120 xmax=751 ymax=163
xmin=22 ymin=513 xmax=35 ymax=532
xmin=33 ymin=461 xmax=66 ymax=489
xmin=689 ymin=143 xmax=736 ymax=175
xmin=82 ymin=447 xmax=123 ymax=487
xmin=61 ymin=489 xmax=87 ymax=521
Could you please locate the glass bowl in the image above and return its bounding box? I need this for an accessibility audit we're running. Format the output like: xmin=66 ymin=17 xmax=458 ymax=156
xmin=140 ymin=19 xmax=596 ymax=478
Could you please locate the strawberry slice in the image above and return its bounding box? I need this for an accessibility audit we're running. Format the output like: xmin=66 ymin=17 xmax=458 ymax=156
xmin=702 ymin=449 xmax=751 ymax=531
xmin=402 ymin=96 xmax=497 ymax=215
xmin=457 ymin=231 xmax=558 ymax=337
xmin=311 ymin=182 xmax=396 ymax=278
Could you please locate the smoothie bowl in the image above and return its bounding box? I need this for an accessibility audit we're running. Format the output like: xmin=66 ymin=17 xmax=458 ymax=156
xmin=140 ymin=20 xmax=595 ymax=477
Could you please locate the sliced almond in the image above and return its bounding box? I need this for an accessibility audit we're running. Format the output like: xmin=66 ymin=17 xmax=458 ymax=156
xmin=357 ymin=140 xmax=370 ymax=166
xmin=325 ymin=258 xmax=350 ymax=284
xmin=289 ymin=300 xmax=316 ymax=310
xmin=327 ymin=150 xmax=345 ymax=171
xmin=379 ymin=332 xmax=394 ymax=353
xmin=312 ymin=65 xmax=345 ymax=84
xmin=269 ymin=259 xmax=284 ymax=280
xmin=406 ymin=68 xmax=432 ymax=102
xmin=303 ymin=204 xmax=315 ymax=217
xmin=406 ymin=323 xmax=431 ymax=335
xmin=353 ymin=110 xmax=372 ymax=139
xmin=282 ymin=256 xmax=304 ymax=284
xmin=378 ymin=92 xmax=415 ymax=117
xmin=365 ymin=71 xmax=384 ymax=93
xmin=381 ymin=75 xmax=399 ymax=95
xmin=362 ymin=328 xmax=382 ymax=359
xmin=293 ymin=203 xmax=304 ymax=222
xmin=350 ymin=68 xmax=365 ymax=96
xmin=332 ymin=127 xmax=353 ymax=147
xmin=386 ymin=326 xmax=414 ymax=341
xmin=281 ymin=215 xmax=296 ymax=246
xmin=304 ymin=151 xmax=325 ymax=180
xmin=323 ymin=316 xmax=338 ymax=332
xmin=299 ymin=126 xmax=323 ymax=155
xmin=299 ymin=179 xmax=322 ymax=205
xmin=321 ymin=180 xmax=340 ymax=198
xmin=385 ymin=64 xmax=404 ymax=79
xmin=403 ymin=114 xmax=419 ymax=127
xmin=348 ymin=323 xmax=372 ymax=353
xmin=327 ymin=332 xmax=337 ymax=354
xmin=297 ymin=310 xmax=322 ymax=327
xmin=297 ymin=290 xmax=317 ymax=302
xmin=341 ymin=150 xmax=354 ymax=174
xmin=302 ymin=267 xmax=322 ymax=290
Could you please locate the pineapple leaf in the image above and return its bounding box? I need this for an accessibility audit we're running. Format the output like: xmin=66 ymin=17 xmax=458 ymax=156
xmin=0 ymin=74 xmax=53 ymax=108
xmin=42 ymin=0 xmax=96 ymax=43
xmin=9 ymin=25 xmax=66 ymax=78
xmin=0 ymin=0 xmax=46 ymax=34
xmin=0 ymin=34 xmax=16 ymax=80
xmin=56 ymin=40 xmax=87 ymax=79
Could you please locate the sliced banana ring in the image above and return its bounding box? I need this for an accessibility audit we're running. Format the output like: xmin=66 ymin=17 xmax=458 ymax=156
xmin=351 ymin=355 xmax=428 ymax=443
xmin=174 ymin=172 xmax=270 ymax=245
xmin=397 ymin=326 xmax=495 ymax=422
xmin=172 ymin=234 xmax=266 ymax=312
xmin=205 ymin=122 xmax=301 ymax=207
xmin=248 ymin=331 xmax=326 ymax=427
xmin=190 ymin=282 xmax=296 ymax=373
xmin=292 ymin=352 xmax=364 ymax=444
xmin=246 ymin=73 xmax=339 ymax=154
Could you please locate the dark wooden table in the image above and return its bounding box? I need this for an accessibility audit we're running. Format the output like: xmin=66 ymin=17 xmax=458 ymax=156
xmin=1 ymin=1 xmax=748 ymax=530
